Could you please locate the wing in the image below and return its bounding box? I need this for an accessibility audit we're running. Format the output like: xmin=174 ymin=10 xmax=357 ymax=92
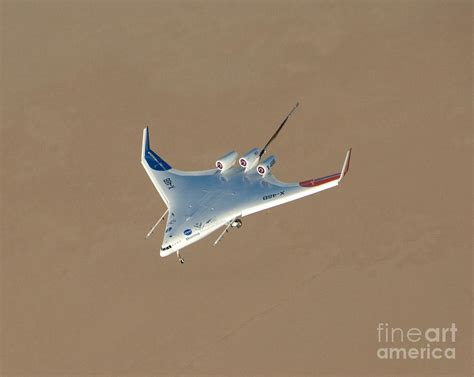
xmin=241 ymin=149 xmax=351 ymax=217
xmin=141 ymin=127 xmax=217 ymax=207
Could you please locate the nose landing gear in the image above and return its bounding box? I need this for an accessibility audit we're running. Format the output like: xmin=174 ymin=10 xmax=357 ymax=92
xmin=177 ymin=250 xmax=184 ymax=264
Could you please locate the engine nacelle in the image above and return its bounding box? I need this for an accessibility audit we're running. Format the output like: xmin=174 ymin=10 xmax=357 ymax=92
xmin=256 ymin=155 xmax=276 ymax=177
xmin=239 ymin=148 xmax=261 ymax=171
xmin=216 ymin=151 xmax=238 ymax=172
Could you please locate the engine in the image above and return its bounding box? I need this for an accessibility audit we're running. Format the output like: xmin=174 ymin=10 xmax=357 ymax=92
xmin=239 ymin=148 xmax=261 ymax=171
xmin=256 ymin=155 xmax=277 ymax=177
xmin=216 ymin=151 xmax=238 ymax=172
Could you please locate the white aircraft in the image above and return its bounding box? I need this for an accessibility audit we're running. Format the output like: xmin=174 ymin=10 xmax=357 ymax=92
xmin=142 ymin=103 xmax=351 ymax=263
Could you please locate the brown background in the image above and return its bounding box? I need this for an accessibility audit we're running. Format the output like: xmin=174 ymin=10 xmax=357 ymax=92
xmin=1 ymin=1 xmax=472 ymax=376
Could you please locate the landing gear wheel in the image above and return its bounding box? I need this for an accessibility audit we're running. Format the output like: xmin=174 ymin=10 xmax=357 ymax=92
xmin=231 ymin=219 xmax=242 ymax=228
xmin=179 ymin=257 xmax=184 ymax=264
xmin=177 ymin=251 xmax=184 ymax=264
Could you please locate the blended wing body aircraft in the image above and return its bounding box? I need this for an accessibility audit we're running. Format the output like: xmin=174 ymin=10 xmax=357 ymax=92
xmin=142 ymin=103 xmax=351 ymax=263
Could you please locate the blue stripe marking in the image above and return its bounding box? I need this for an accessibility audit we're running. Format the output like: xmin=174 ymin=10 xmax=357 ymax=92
xmin=144 ymin=128 xmax=172 ymax=171
xmin=313 ymin=173 xmax=340 ymax=182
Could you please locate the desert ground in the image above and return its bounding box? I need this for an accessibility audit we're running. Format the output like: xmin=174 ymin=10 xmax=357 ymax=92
xmin=1 ymin=1 xmax=472 ymax=376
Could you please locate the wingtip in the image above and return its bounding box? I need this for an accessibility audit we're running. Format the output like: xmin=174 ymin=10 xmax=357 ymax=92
xmin=141 ymin=127 xmax=150 ymax=160
xmin=342 ymin=148 xmax=352 ymax=178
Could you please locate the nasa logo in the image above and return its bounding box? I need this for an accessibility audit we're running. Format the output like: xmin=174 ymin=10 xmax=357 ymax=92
xmin=184 ymin=229 xmax=192 ymax=236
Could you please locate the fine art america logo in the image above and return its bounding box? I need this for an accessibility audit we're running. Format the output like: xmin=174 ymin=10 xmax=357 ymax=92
xmin=376 ymin=323 xmax=457 ymax=360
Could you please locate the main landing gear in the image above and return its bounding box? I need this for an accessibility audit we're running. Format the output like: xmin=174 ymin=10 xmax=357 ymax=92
xmin=177 ymin=250 xmax=184 ymax=264
xmin=231 ymin=219 xmax=242 ymax=228
xmin=213 ymin=218 xmax=243 ymax=246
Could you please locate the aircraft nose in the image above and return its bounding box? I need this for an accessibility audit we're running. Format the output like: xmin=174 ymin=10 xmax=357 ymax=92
xmin=160 ymin=244 xmax=174 ymax=257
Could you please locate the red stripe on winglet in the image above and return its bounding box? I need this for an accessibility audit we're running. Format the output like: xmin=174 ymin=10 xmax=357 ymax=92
xmin=299 ymin=173 xmax=341 ymax=187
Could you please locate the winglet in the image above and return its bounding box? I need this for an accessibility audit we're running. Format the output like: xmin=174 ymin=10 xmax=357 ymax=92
xmin=338 ymin=148 xmax=352 ymax=183
xmin=141 ymin=127 xmax=172 ymax=171
xmin=141 ymin=127 xmax=150 ymax=160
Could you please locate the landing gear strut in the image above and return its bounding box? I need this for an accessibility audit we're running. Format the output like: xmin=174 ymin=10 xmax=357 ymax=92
xmin=177 ymin=250 xmax=184 ymax=264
